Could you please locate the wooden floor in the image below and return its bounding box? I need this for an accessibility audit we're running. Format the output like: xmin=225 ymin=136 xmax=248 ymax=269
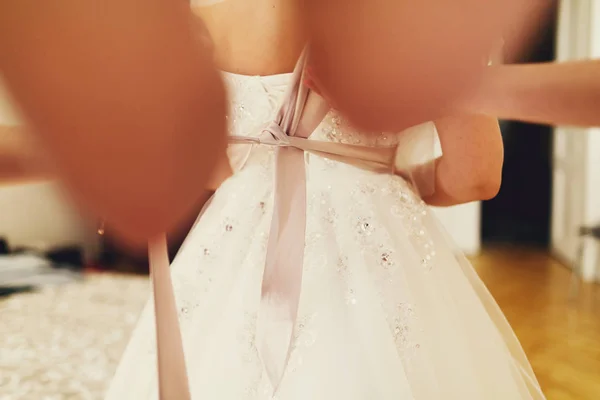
xmin=2 ymin=246 xmax=597 ymax=398
xmin=472 ymin=246 xmax=600 ymax=400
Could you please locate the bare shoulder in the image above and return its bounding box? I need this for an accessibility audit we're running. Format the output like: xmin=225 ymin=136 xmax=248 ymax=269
xmin=191 ymin=0 xmax=304 ymax=75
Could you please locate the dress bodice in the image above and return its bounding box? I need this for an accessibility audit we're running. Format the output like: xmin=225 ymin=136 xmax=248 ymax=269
xmin=222 ymin=71 xmax=407 ymax=150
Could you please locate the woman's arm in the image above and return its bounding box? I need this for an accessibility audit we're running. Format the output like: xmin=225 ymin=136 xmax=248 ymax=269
xmin=458 ymin=60 xmax=600 ymax=127
xmin=422 ymin=115 xmax=503 ymax=207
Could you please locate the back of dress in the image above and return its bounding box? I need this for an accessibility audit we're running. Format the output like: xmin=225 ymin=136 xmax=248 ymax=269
xmin=105 ymin=45 xmax=544 ymax=398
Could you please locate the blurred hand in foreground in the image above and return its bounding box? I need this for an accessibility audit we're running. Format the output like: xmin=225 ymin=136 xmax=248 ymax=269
xmin=0 ymin=0 xmax=227 ymax=248
xmin=303 ymin=0 xmax=551 ymax=131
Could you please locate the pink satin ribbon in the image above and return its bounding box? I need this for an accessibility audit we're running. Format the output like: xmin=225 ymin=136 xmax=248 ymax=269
xmin=149 ymin=235 xmax=192 ymax=400
xmin=253 ymin=50 xmax=329 ymax=389
xmin=148 ymin=49 xmax=438 ymax=399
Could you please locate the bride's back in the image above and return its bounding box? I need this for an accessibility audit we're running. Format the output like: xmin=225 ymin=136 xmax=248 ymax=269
xmin=192 ymin=0 xmax=305 ymax=76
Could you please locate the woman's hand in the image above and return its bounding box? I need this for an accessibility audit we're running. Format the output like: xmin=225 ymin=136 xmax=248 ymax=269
xmin=302 ymin=0 xmax=550 ymax=132
xmin=0 ymin=0 xmax=227 ymax=248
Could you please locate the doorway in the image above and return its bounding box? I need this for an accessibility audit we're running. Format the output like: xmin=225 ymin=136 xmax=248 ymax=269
xmin=481 ymin=6 xmax=558 ymax=247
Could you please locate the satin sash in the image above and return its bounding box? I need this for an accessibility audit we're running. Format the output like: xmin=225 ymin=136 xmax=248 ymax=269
xmin=148 ymin=49 xmax=437 ymax=399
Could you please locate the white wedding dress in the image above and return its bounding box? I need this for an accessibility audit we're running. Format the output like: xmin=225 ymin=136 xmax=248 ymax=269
xmin=105 ymin=66 xmax=545 ymax=399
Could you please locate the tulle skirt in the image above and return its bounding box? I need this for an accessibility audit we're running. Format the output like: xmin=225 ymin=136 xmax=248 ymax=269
xmin=105 ymin=145 xmax=545 ymax=399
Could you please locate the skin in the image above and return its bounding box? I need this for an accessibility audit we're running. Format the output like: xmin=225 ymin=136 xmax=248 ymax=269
xmin=0 ymin=0 xmax=227 ymax=247
xmin=458 ymin=60 xmax=600 ymax=127
xmin=193 ymin=0 xmax=503 ymax=205
xmin=0 ymin=0 xmax=503 ymax=211
xmin=7 ymin=0 xmax=571 ymax=248
xmin=9 ymin=56 xmax=597 ymax=209
xmin=304 ymin=1 xmax=600 ymax=128
xmin=2 ymin=0 xmax=595 ymax=244
xmin=303 ymin=0 xmax=550 ymax=131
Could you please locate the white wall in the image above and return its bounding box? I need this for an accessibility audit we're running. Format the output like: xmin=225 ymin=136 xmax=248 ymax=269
xmin=583 ymin=1 xmax=600 ymax=280
xmin=0 ymin=183 xmax=92 ymax=249
xmin=0 ymin=78 xmax=97 ymax=258
xmin=551 ymin=0 xmax=600 ymax=282
xmin=433 ymin=203 xmax=481 ymax=255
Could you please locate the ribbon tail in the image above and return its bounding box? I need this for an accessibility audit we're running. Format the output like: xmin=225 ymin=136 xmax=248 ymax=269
xmin=149 ymin=235 xmax=191 ymax=400
xmin=255 ymin=45 xmax=325 ymax=392
xmin=256 ymin=146 xmax=307 ymax=391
